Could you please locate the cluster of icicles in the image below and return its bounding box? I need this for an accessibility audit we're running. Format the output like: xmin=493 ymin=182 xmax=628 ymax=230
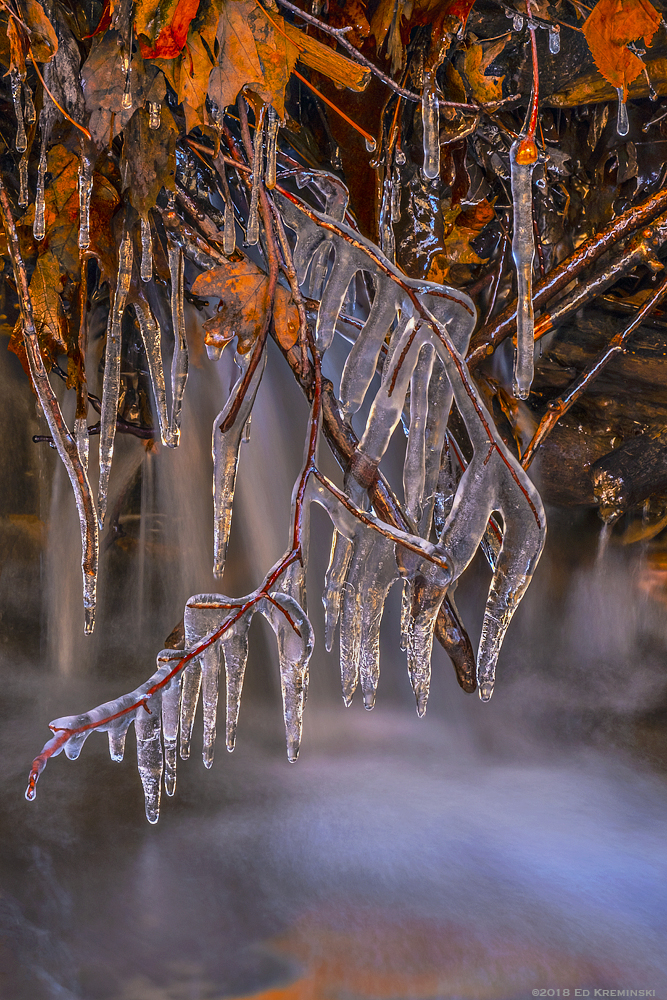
xmin=27 ymin=164 xmax=546 ymax=822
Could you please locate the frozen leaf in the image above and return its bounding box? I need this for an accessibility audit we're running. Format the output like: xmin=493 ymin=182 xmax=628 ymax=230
xmin=152 ymin=1 xmax=219 ymax=132
xmin=9 ymin=250 xmax=66 ymax=374
xmin=583 ymin=0 xmax=662 ymax=100
xmin=426 ymin=203 xmax=491 ymax=284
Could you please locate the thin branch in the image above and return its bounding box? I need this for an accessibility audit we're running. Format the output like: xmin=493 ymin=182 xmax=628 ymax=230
xmin=521 ymin=271 xmax=667 ymax=468
xmin=273 ymin=0 xmax=517 ymax=111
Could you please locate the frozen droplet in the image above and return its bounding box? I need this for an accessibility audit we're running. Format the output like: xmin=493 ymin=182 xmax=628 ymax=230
xmin=509 ymin=138 xmax=537 ymax=399
xmin=11 ymin=70 xmax=26 ymax=153
xmin=74 ymin=416 xmax=89 ymax=471
xmin=18 ymin=154 xmax=29 ymax=209
xmin=422 ymin=73 xmax=440 ymax=181
xmin=265 ymin=105 xmax=278 ymax=190
xmin=168 ymin=243 xmax=189 ymax=446
xmin=395 ymin=146 xmax=406 ymax=166
xmin=98 ymin=229 xmax=133 ymax=528
xmin=513 ymin=14 xmax=524 ymax=30
xmin=548 ymin=24 xmax=560 ymax=54
xmin=148 ymin=101 xmax=161 ymax=129
xmin=616 ymin=88 xmax=630 ymax=136
xmin=78 ymin=150 xmax=93 ymax=250
xmin=140 ymin=216 xmax=153 ymax=282
xmin=365 ymin=137 xmax=377 ymax=153
xmin=135 ymin=696 xmax=164 ymax=824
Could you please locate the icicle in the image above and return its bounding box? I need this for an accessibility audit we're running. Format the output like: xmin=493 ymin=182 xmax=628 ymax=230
xmin=365 ymin=137 xmax=376 ymax=153
xmin=11 ymin=70 xmax=27 ymax=153
xmin=135 ymin=690 xmax=163 ymax=824
xmin=221 ymin=615 xmax=252 ymax=752
xmin=140 ymin=216 xmax=153 ymax=282
xmin=161 ymin=671 xmax=181 ymax=796
xmin=242 ymin=414 xmax=252 ymax=444
xmin=168 ymin=243 xmax=189 ymax=446
xmin=246 ymin=107 xmax=265 ymax=245
xmin=121 ymin=50 xmax=132 ymax=110
xmin=223 ymin=199 xmax=236 ymax=255
xmin=391 ymin=162 xmax=402 ymax=222
xmin=74 ymin=416 xmax=89 ymax=471
xmin=422 ymin=72 xmax=440 ymax=181
xmin=213 ymin=351 xmax=267 ymax=577
xmin=23 ymin=82 xmax=36 ymax=126
xmin=200 ymin=643 xmax=222 ymax=768
xmin=322 ymin=530 xmax=352 ymax=655
xmin=403 ymin=344 xmax=435 ymax=524
xmin=134 ymin=301 xmax=170 ymax=446
xmin=148 ymin=101 xmax=161 ymax=129
xmin=616 ymin=88 xmax=630 ymax=137
xmin=179 ymin=655 xmax=202 ymax=760
xmin=18 ymin=154 xmax=29 ymax=209
xmin=259 ymin=593 xmax=314 ymax=761
xmin=548 ymin=24 xmax=560 ymax=54
xmin=405 ymin=567 xmax=449 ymax=716
xmin=509 ymin=137 xmax=537 ymax=399
xmin=379 ymin=172 xmax=395 ymax=262
xmin=346 ymin=531 xmax=397 ymax=710
xmin=265 ymin=105 xmax=278 ymax=190
xmin=78 ymin=149 xmax=94 ymax=250
xmin=33 ymin=115 xmax=49 ymax=242
xmin=98 ymin=229 xmax=133 ymax=529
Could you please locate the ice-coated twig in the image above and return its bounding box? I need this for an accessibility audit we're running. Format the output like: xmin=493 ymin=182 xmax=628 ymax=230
xmin=265 ymin=105 xmax=278 ymax=190
xmin=246 ymin=104 xmax=265 ymax=246
xmin=134 ymin=300 xmax=170 ymax=446
xmin=422 ymin=71 xmax=440 ymax=181
xmin=98 ymin=228 xmax=133 ymax=529
xmin=509 ymin=137 xmax=537 ymax=399
xmin=508 ymin=1 xmax=540 ymax=399
xmin=0 ymin=176 xmax=99 ymax=634
xmin=18 ymin=154 xmax=29 ymax=209
xmin=140 ymin=216 xmax=153 ymax=282
xmin=213 ymin=350 xmax=267 ymax=578
xmin=168 ymin=241 xmax=189 ymax=445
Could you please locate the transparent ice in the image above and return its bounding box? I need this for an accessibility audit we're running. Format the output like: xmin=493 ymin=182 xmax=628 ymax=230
xmin=422 ymin=72 xmax=440 ymax=181
xmin=98 ymin=229 xmax=133 ymax=529
xmin=168 ymin=242 xmax=189 ymax=445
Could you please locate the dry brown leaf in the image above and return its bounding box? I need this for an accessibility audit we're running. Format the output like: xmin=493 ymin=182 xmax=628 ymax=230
xmin=427 ymin=203 xmax=489 ymax=283
xmin=463 ymin=35 xmax=507 ymax=104
xmin=583 ymin=0 xmax=662 ymax=100
xmin=246 ymin=5 xmax=299 ymax=118
xmin=121 ymin=106 xmax=178 ymax=217
xmin=282 ymin=20 xmax=370 ymax=93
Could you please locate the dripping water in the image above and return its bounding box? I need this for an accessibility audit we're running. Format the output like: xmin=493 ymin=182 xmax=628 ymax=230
xmin=616 ymin=88 xmax=630 ymax=137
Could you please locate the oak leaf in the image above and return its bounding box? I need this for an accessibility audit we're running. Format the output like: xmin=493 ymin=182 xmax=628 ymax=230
xmin=583 ymin=0 xmax=662 ymax=100
xmin=191 ymin=258 xmax=299 ymax=353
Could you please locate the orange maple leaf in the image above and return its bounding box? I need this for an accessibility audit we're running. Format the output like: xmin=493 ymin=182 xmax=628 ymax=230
xmin=136 ymin=0 xmax=201 ymax=59
xmin=583 ymin=0 xmax=662 ymax=100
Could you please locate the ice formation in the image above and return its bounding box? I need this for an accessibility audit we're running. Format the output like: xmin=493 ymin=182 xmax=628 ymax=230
xmin=509 ymin=137 xmax=538 ymax=399
xmin=26 ymin=171 xmax=546 ymax=821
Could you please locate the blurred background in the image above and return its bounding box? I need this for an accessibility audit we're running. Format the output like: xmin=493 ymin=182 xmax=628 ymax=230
xmin=1 ymin=317 xmax=667 ymax=1000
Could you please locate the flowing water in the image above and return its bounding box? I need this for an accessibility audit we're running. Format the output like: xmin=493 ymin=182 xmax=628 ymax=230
xmin=1 ymin=332 xmax=667 ymax=1000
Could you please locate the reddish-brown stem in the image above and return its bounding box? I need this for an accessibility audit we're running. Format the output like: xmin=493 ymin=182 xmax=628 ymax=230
xmin=525 ymin=0 xmax=540 ymax=141
xmin=293 ymin=69 xmax=377 ymax=149
xmin=520 ymin=270 xmax=667 ymax=469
